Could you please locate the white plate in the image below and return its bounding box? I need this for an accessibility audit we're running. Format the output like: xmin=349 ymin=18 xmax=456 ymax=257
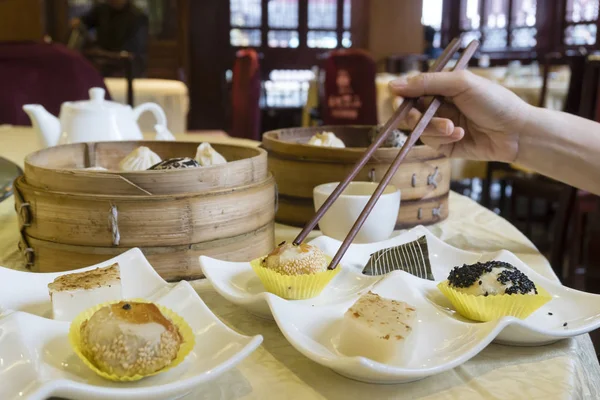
xmin=0 ymin=249 xmax=263 ymax=400
xmin=200 ymin=226 xmax=600 ymax=383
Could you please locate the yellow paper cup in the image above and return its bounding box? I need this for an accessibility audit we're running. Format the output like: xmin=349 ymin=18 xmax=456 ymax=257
xmin=251 ymin=257 xmax=341 ymax=300
xmin=437 ymin=281 xmax=552 ymax=322
xmin=69 ymin=299 xmax=195 ymax=382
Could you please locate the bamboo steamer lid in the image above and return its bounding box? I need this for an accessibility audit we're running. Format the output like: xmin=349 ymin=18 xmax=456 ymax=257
xmin=24 ymin=140 xmax=268 ymax=195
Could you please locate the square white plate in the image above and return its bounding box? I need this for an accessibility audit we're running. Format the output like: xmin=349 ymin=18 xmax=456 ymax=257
xmin=0 ymin=249 xmax=263 ymax=400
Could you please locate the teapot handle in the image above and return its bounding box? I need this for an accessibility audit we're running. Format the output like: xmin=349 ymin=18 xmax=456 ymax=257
xmin=132 ymin=102 xmax=168 ymax=130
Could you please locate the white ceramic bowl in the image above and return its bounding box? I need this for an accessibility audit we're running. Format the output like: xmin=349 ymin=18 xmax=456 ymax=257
xmin=313 ymin=182 xmax=400 ymax=243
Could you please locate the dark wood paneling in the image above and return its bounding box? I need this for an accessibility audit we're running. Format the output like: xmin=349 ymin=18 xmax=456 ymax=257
xmin=0 ymin=0 xmax=45 ymax=42
xmin=188 ymin=0 xmax=230 ymax=130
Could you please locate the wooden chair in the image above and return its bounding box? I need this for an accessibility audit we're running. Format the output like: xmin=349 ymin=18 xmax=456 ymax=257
xmin=481 ymin=51 xmax=591 ymax=279
xmin=230 ymin=49 xmax=261 ymax=140
xmin=322 ymin=49 xmax=377 ymax=126
xmin=563 ymin=54 xmax=600 ymax=289
xmin=0 ymin=41 xmax=107 ymax=125
xmin=83 ymin=48 xmax=135 ymax=106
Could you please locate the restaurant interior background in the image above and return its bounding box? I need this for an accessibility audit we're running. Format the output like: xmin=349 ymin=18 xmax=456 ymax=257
xmin=3 ymin=0 xmax=600 ymax=356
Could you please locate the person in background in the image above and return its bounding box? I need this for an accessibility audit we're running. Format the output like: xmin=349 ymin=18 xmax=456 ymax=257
xmin=71 ymin=0 xmax=148 ymax=77
xmin=424 ymin=26 xmax=443 ymax=59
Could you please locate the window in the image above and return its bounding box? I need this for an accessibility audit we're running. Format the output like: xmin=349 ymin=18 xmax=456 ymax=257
xmin=422 ymin=0 xmax=444 ymax=48
xmin=460 ymin=0 xmax=482 ymax=46
xmin=263 ymin=69 xmax=315 ymax=108
xmin=229 ymin=0 xmax=353 ymax=49
xmin=268 ymin=0 xmax=300 ymax=48
xmin=564 ymin=0 xmax=599 ymax=46
xmin=230 ymin=0 xmax=262 ymax=46
xmin=455 ymin=0 xmax=537 ymax=50
xmin=511 ymin=0 xmax=537 ymax=48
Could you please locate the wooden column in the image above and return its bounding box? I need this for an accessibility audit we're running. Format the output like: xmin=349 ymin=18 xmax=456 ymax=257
xmin=188 ymin=0 xmax=230 ymax=130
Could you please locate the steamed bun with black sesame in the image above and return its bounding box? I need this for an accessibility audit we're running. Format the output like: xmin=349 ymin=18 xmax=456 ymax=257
xmin=262 ymin=242 xmax=328 ymax=275
xmin=80 ymin=301 xmax=182 ymax=377
xmin=447 ymin=261 xmax=538 ymax=297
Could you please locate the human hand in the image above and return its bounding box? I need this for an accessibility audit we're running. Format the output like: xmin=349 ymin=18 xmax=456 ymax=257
xmin=390 ymin=70 xmax=532 ymax=162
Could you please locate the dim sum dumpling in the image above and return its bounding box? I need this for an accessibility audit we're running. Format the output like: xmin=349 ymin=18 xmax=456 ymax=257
xmin=195 ymin=143 xmax=227 ymax=166
xmin=82 ymin=166 xmax=108 ymax=171
xmin=307 ymin=132 xmax=345 ymax=148
xmin=118 ymin=147 xmax=161 ymax=171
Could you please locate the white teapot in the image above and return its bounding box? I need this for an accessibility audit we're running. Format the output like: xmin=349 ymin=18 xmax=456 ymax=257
xmin=23 ymin=87 xmax=175 ymax=147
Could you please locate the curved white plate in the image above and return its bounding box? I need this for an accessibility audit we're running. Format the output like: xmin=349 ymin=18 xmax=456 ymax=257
xmin=200 ymin=226 xmax=600 ymax=346
xmin=266 ymin=271 xmax=505 ymax=384
xmin=199 ymin=256 xmax=380 ymax=319
xmin=0 ymin=249 xmax=263 ymax=400
xmin=266 ymin=265 xmax=600 ymax=383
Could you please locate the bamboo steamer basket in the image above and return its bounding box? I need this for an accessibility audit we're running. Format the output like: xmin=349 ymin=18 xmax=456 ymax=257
xmin=262 ymin=126 xmax=450 ymax=229
xmin=15 ymin=141 xmax=276 ymax=280
xmin=24 ymin=141 xmax=267 ymax=195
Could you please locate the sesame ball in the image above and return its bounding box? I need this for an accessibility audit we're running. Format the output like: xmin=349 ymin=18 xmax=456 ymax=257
xmin=262 ymin=242 xmax=328 ymax=275
xmin=447 ymin=261 xmax=537 ymax=296
xmin=80 ymin=301 xmax=182 ymax=377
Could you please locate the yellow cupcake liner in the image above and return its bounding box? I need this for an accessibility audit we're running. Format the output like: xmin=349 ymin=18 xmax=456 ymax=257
xmin=437 ymin=281 xmax=552 ymax=322
xmin=251 ymin=256 xmax=341 ymax=300
xmin=69 ymin=298 xmax=195 ymax=382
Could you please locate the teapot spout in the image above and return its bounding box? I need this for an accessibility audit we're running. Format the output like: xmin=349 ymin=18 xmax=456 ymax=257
xmin=22 ymin=104 xmax=61 ymax=147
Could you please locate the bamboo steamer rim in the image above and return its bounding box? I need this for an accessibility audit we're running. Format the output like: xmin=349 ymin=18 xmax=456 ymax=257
xmin=262 ymin=125 xmax=446 ymax=162
xmin=24 ymin=140 xmax=267 ymax=175
xmin=16 ymin=173 xmax=275 ymax=201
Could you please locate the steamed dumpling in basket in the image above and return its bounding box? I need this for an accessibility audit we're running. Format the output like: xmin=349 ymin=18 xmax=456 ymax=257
xmin=307 ymin=132 xmax=345 ymax=148
xmin=118 ymin=146 xmax=161 ymax=171
xmin=195 ymin=143 xmax=227 ymax=166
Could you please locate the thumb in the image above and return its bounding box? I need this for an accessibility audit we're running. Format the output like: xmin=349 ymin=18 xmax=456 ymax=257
xmin=389 ymin=70 xmax=473 ymax=98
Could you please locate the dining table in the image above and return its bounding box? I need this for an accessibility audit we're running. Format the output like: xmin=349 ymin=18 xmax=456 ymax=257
xmin=1 ymin=126 xmax=599 ymax=399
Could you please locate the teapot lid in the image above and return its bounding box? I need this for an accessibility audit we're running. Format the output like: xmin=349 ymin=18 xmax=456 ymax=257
xmin=64 ymin=88 xmax=129 ymax=111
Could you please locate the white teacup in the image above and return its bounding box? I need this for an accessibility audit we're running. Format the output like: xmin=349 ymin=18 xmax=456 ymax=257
xmin=313 ymin=182 xmax=401 ymax=243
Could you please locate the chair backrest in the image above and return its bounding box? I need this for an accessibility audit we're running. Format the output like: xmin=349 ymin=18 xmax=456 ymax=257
xmin=0 ymin=42 xmax=108 ymax=126
xmin=84 ymin=49 xmax=135 ymax=106
xmin=231 ymin=49 xmax=261 ymax=140
xmin=562 ymin=51 xmax=588 ymax=116
xmin=322 ymin=49 xmax=377 ymax=126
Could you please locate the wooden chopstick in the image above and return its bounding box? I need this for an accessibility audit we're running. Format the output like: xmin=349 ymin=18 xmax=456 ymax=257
xmin=292 ymin=37 xmax=463 ymax=246
xmin=324 ymin=39 xmax=480 ymax=270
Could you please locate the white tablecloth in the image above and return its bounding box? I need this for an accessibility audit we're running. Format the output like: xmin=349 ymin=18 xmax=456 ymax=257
xmin=1 ymin=128 xmax=599 ymax=399
xmin=104 ymin=78 xmax=189 ymax=134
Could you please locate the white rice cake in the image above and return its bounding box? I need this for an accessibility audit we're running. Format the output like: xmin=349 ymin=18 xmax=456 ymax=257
xmin=338 ymin=291 xmax=416 ymax=363
xmin=48 ymin=263 xmax=122 ymax=321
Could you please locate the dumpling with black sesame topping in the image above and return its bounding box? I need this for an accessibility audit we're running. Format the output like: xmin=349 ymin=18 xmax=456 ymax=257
xmin=80 ymin=301 xmax=182 ymax=377
xmin=447 ymin=261 xmax=538 ymax=296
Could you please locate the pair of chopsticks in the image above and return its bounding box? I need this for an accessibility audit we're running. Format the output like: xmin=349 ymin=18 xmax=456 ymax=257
xmin=293 ymin=37 xmax=481 ymax=270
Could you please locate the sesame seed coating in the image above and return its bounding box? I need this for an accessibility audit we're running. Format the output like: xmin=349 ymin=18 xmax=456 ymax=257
xmin=262 ymin=242 xmax=328 ymax=275
xmin=448 ymin=261 xmax=538 ymax=295
xmin=81 ymin=301 xmax=182 ymax=377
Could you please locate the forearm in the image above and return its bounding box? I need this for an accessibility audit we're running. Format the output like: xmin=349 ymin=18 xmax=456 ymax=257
xmin=517 ymin=105 xmax=600 ymax=195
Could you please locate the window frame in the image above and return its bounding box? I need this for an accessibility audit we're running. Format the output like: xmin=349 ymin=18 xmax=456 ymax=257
xmin=442 ymin=0 xmax=600 ymax=60
xmin=228 ymin=0 xmax=350 ymax=50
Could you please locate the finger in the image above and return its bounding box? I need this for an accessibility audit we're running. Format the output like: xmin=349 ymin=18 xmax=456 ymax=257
xmin=399 ymin=108 xmax=456 ymax=137
xmin=421 ymin=127 xmax=465 ymax=147
xmin=389 ymin=70 xmax=473 ymax=98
